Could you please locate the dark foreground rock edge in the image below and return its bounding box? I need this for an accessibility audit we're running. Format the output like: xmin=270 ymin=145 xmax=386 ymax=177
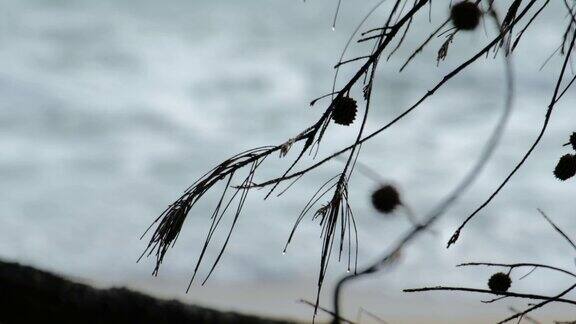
xmin=0 ymin=260 xmax=296 ymax=324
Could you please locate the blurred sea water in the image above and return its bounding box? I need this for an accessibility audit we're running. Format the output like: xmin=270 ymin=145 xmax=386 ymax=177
xmin=1 ymin=0 xmax=576 ymax=320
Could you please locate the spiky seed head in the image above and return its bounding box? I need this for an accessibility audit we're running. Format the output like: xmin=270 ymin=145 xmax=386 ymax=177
xmin=450 ymin=1 xmax=481 ymax=31
xmin=554 ymin=154 xmax=576 ymax=181
xmin=488 ymin=272 xmax=512 ymax=293
xmin=332 ymin=96 xmax=357 ymax=126
xmin=371 ymin=185 xmax=401 ymax=214
xmin=570 ymin=132 xmax=576 ymax=150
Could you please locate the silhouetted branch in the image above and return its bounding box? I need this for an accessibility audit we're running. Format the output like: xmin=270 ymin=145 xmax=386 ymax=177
xmin=139 ymin=2 xmax=576 ymax=322
xmin=457 ymin=262 xmax=576 ymax=278
xmin=448 ymin=19 xmax=576 ymax=248
xmin=409 ymin=209 xmax=576 ymax=323
xmin=537 ymin=209 xmax=576 ymax=252
xmin=403 ymin=286 xmax=576 ymax=307
xmin=250 ymin=0 xmax=534 ymax=191
xmin=498 ymin=283 xmax=576 ymax=323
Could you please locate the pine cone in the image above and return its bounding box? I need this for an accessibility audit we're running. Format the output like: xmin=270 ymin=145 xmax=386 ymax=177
xmin=332 ymin=96 xmax=357 ymax=126
xmin=488 ymin=272 xmax=512 ymax=293
xmin=554 ymin=154 xmax=576 ymax=181
xmin=451 ymin=1 xmax=481 ymax=31
xmin=371 ymin=185 xmax=401 ymax=214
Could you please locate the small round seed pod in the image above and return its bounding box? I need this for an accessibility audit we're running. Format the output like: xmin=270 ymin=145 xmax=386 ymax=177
xmin=487 ymin=272 xmax=512 ymax=293
xmin=450 ymin=1 xmax=482 ymax=31
xmin=570 ymin=132 xmax=576 ymax=150
xmin=332 ymin=96 xmax=357 ymax=126
xmin=371 ymin=185 xmax=401 ymax=214
xmin=554 ymin=154 xmax=576 ymax=181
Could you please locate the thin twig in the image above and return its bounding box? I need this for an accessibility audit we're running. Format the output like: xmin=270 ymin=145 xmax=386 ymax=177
xmin=403 ymin=286 xmax=576 ymax=307
xmin=497 ymin=283 xmax=576 ymax=324
xmin=537 ymin=209 xmax=576 ymax=252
